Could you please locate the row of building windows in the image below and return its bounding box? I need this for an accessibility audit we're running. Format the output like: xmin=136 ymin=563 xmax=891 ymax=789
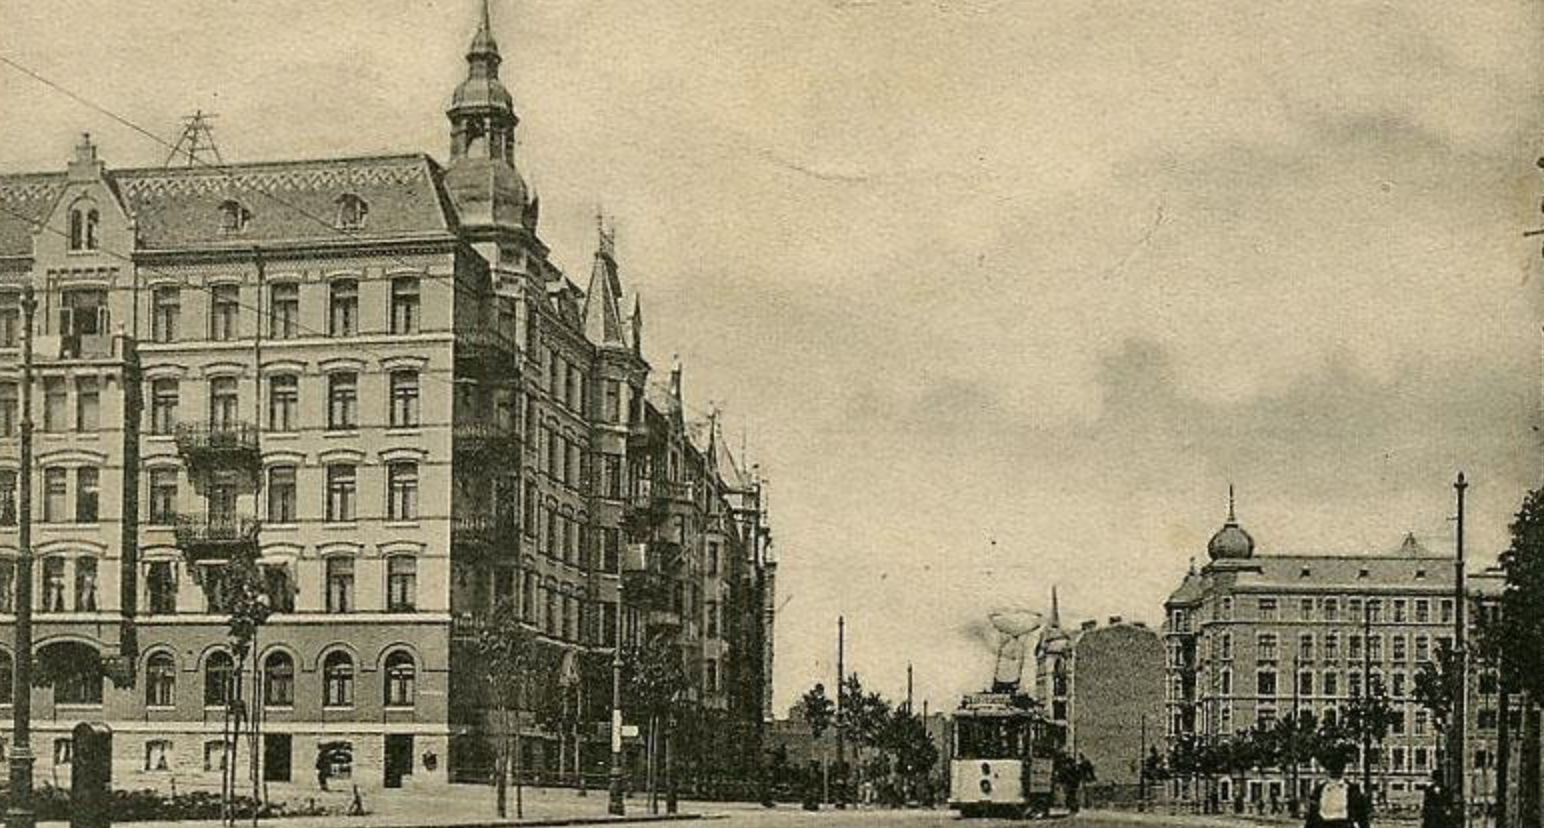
xmin=0 ymin=467 xmax=99 ymax=525
xmin=0 ymin=553 xmax=416 ymax=616
xmin=0 ymin=645 xmax=416 ymax=711
xmin=146 ymin=371 xmax=425 ymax=435
xmin=0 ymin=377 xmax=101 ymax=436
xmin=1209 ymin=595 xmax=1455 ymax=624
xmin=1205 ymin=630 xmax=1453 ymax=664
xmin=148 ymin=276 xmax=421 ymax=344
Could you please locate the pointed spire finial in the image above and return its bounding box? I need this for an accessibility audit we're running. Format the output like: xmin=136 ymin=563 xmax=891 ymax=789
xmin=1226 ymin=483 xmax=1237 ymax=523
xmin=1049 ymin=585 xmax=1061 ymax=628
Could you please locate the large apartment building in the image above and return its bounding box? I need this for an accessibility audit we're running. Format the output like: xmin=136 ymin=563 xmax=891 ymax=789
xmin=1161 ymin=492 xmax=1510 ymax=812
xmin=0 ymin=0 xmax=775 ymax=794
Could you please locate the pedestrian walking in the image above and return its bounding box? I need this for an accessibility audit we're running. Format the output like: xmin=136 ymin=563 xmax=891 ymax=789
xmin=315 ymin=750 xmax=331 ymax=792
xmin=1304 ymin=750 xmax=1371 ymax=828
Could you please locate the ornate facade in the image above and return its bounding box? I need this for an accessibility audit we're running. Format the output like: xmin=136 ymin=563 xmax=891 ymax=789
xmin=0 ymin=0 xmax=775 ymax=794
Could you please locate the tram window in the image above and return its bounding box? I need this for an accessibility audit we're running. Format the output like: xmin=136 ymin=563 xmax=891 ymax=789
xmin=956 ymin=719 xmax=1027 ymax=759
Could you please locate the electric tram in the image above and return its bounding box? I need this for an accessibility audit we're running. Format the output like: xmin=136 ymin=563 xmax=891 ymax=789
xmin=949 ymin=690 xmax=1063 ymax=818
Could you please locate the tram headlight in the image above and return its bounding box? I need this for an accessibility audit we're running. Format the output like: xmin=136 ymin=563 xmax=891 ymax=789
xmin=979 ymin=779 xmax=993 ymax=795
xmin=980 ymin=762 xmax=991 ymax=776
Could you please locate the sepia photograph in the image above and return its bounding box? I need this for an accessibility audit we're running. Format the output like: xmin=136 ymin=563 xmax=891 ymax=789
xmin=0 ymin=1 xmax=1542 ymax=827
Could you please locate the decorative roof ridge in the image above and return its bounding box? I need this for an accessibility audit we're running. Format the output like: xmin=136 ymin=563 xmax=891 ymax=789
xmin=113 ymin=151 xmax=436 ymax=179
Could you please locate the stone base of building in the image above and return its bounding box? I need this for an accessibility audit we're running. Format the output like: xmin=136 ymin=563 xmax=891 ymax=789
xmin=0 ymin=721 xmax=452 ymax=795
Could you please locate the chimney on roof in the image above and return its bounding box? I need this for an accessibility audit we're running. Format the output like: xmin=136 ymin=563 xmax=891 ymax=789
xmin=1080 ymin=620 xmax=1096 ymax=631
xmin=68 ymin=132 xmax=104 ymax=182
xmin=1108 ymin=616 xmax=1123 ymax=625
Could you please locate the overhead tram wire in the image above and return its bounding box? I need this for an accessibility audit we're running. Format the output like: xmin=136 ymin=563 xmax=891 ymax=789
xmin=0 ymin=52 xmax=522 ymax=306
xmin=0 ymin=200 xmax=469 ymax=397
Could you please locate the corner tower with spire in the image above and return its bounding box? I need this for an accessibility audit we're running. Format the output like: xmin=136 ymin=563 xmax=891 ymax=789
xmin=444 ymin=0 xmax=537 ymax=236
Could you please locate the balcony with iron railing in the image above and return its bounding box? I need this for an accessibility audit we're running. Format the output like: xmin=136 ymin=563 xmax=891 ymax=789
xmin=173 ymin=421 xmax=262 ymax=477
xmin=452 ymin=421 xmax=518 ymax=467
xmin=455 ymin=328 xmax=518 ymax=373
xmin=451 ymin=512 xmax=519 ymax=558
xmin=173 ymin=511 xmax=261 ymax=565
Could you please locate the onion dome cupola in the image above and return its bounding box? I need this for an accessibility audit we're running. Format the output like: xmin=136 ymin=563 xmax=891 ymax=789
xmin=444 ymin=0 xmax=531 ymax=233
xmin=1206 ymin=485 xmax=1255 ymax=560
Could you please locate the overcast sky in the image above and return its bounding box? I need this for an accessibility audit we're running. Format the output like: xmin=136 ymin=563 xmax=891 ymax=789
xmin=3 ymin=0 xmax=1543 ymax=715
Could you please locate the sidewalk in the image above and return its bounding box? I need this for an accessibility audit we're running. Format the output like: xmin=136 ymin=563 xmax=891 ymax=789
xmin=35 ymin=784 xmax=732 ymax=828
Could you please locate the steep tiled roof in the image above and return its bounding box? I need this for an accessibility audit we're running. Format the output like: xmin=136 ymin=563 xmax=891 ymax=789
xmin=0 ymin=173 xmax=66 ymax=256
xmin=0 ymin=154 xmax=455 ymax=256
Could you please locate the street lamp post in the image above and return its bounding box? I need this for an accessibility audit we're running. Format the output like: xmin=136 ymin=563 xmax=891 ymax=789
xmin=6 ymin=286 xmax=37 ymax=828
xmin=608 ymin=576 xmax=625 ymax=816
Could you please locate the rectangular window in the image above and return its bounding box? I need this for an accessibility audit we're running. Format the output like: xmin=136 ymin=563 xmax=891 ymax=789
xmin=1415 ymin=635 xmax=1430 ymax=663
xmin=387 ymin=462 xmax=419 ymax=521
xmin=0 ymin=293 xmax=17 ymax=347
xmin=387 ymin=557 xmax=417 ymax=612
xmin=706 ymin=600 xmax=719 ymax=637
xmin=210 ymin=284 xmax=240 ymax=341
xmin=43 ymin=467 xmax=67 ymax=522
xmin=705 ymin=659 xmax=718 ymax=694
xmin=209 ymin=376 xmax=239 ymax=428
xmin=326 ymin=557 xmax=355 ymax=613
xmin=328 ymin=372 xmax=358 ymax=430
xmin=708 ymin=542 xmax=720 ymax=576
xmin=1440 ymin=599 xmax=1455 ymax=624
xmin=390 ymin=277 xmax=420 ymax=334
xmin=0 ymin=381 xmax=16 ymax=436
xmin=329 ymin=280 xmax=358 ymax=337
xmin=43 ymin=378 xmax=66 ymax=432
xmin=75 ymin=467 xmax=99 ymax=523
xmin=0 ymin=470 xmax=16 ymax=526
xmin=1299 ymin=633 xmax=1314 ymax=661
xmin=1325 ymin=632 xmax=1340 ymax=660
xmin=1323 ymin=671 xmax=1339 ymax=697
xmin=149 ymin=469 xmax=178 ymax=525
xmin=151 ymin=287 xmax=179 ymax=343
xmin=1323 ymin=598 xmax=1338 ymax=622
xmin=1257 ymin=633 xmax=1278 ymax=662
xmin=74 ymin=557 xmax=97 ymax=611
xmin=269 ymin=282 xmax=299 ymax=339
xmin=75 ymin=377 xmax=98 ymax=432
xmin=42 ymin=557 xmax=66 ymax=612
xmin=1392 ymin=635 xmax=1407 ymax=662
xmin=1392 ymin=599 xmax=1406 ymax=623
xmin=268 ymin=375 xmax=298 ymax=432
xmin=147 ymin=561 xmax=176 ymax=614
xmin=390 ymin=371 xmax=419 ymax=428
xmin=326 ymin=465 xmax=357 ymax=523
xmin=264 ymin=565 xmax=294 ymax=614
xmin=604 ymin=380 xmax=621 ymax=423
xmin=1415 ymin=599 xmax=1430 ymax=623
xmin=1219 ymin=632 xmax=1232 ymax=660
xmin=151 ymin=379 xmax=178 ymax=435
xmin=1257 ymin=597 xmax=1277 ymax=620
xmin=267 ymin=466 xmax=297 ymax=524
xmin=1256 ymin=670 xmax=1277 ymax=697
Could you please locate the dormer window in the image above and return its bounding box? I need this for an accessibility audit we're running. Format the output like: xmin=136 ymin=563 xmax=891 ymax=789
xmin=68 ymin=205 xmax=99 ymax=251
xmin=336 ymin=194 xmax=368 ymax=230
xmin=218 ymin=200 xmax=250 ymax=234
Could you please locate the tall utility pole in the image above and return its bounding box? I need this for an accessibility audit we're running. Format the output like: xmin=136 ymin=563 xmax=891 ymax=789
xmin=1362 ymin=597 xmax=1373 ymax=796
xmin=609 ymin=577 xmax=626 ymax=816
xmin=906 ymin=663 xmax=913 ymax=716
xmin=835 ymin=615 xmax=845 ymax=809
xmin=6 ymin=286 xmax=37 ymax=828
xmin=1452 ymin=472 xmax=1468 ymax=823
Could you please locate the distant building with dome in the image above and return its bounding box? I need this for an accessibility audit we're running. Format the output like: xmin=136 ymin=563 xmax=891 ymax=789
xmin=1160 ymin=489 xmax=1510 ymax=813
